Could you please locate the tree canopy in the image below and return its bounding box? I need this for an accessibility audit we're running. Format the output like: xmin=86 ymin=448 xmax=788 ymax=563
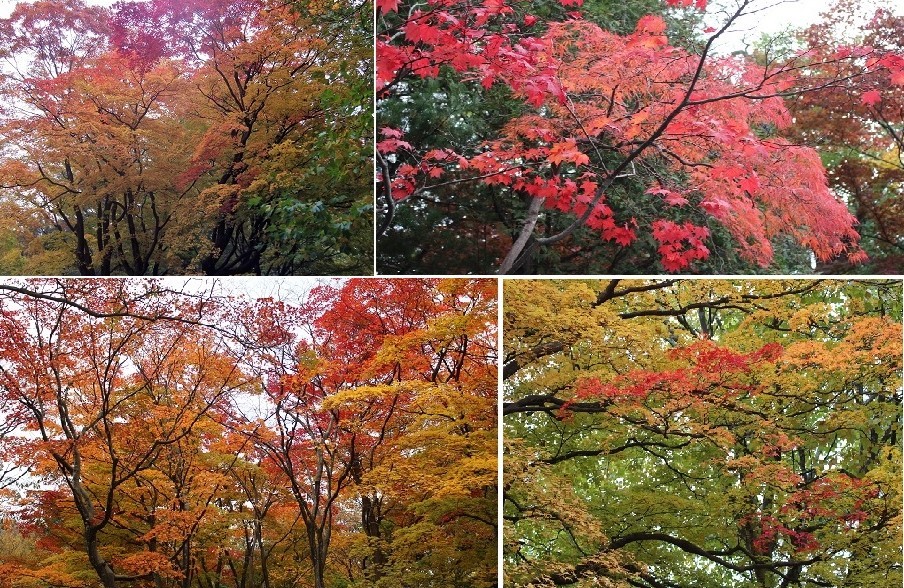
xmin=0 ymin=277 xmax=497 ymax=588
xmin=377 ymin=0 xmax=904 ymax=274
xmin=789 ymin=0 xmax=904 ymax=273
xmin=0 ymin=0 xmax=372 ymax=275
xmin=504 ymin=279 xmax=902 ymax=587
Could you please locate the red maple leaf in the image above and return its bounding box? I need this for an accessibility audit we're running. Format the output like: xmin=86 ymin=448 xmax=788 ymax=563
xmin=652 ymin=220 xmax=710 ymax=271
xmin=646 ymin=186 xmax=689 ymax=206
xmin=548 ymin=139 xmax=590 ymax=166
xmin=376 ymin=0 xmax=400 ymax=13
xmin=404 ymin=20 xmax=443 ymax=45
xmin=739 ymin=175 xmax=759 ymax=195
xmin=860 ymin=90 xmax=881 ymax=107
xmin=635 ymin=14 xmax=667 ymax=35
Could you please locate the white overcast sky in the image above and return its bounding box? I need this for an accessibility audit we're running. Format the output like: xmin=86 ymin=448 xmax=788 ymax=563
xmin=160 ymin=277 xmax=338 ymax=303
xmin=706 ymin=0 xmax=889 ymax=53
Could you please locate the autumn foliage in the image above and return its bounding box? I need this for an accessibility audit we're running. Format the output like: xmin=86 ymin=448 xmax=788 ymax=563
xmin=789 ymin=0 xmax=904 ymax=272
xmin=0 ymin=278 xmax=497 ymax=588
xmin=0 ymin=0 xmax=372 ymax=275
xmin=504 ymin=279 xmax=902 ymax=587
xmin=377 ymin=0 xmax=904 ymax=273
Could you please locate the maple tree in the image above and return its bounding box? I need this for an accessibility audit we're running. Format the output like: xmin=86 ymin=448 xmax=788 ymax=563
xmin=504 ymin=279 xmax=902 ymax=587
xmin=0 ymin=280 xmax=243 ymax=587
xmin=230 ymin=277 xmax=498 ymax=588
xmin=0 ymin=0 xmax=372 ymax=276
xmin=377 ymin=0 xmax=903 ymax=274
xmin=0 ymin=277 xmax=497 ymax=588
xmin=788 ymin=0 xmax=904 ymax=273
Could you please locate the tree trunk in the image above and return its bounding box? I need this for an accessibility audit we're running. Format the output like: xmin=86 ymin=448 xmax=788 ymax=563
xmin=361 ymin=494 xmax=387 ymax=582
xmin=306 ymin=525 xmax=330 ymax=588
xmin=86 ymin=528 xmax=118 ymax=588
xmin=498 ymin=196 xmax=543 ymax=274
xmin=254 ymin=518 xmax=272 ymax=588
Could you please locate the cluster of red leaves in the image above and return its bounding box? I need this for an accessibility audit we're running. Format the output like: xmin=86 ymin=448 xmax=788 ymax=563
xmin=738 ymin=473 xmax=879 ymax=556
xmin=110 ymin=0 xmax=271 ymax=68
xmin=781 ymin=475 xmax=877 ymax=530
xmin=651 ymin=220 xmax=710 ymax=272
xmin=573 ymin=340 xmax=783 ymax=402
xmin=573 ymin=369 xmax=686 ymax=401
xmin=379 ymin=8 xmax=877 ymax=270
xmin=109 ymin=0 xmax=169 ymax=68
xmin=377 ymin=127 xmax=413 ymax=160
xmin=869 ymin=54 xmax=904 ymax=87
xmin=669 ymin=340 xmax=783 ymax=368
xmin=740 ymin=513 xmax=820 ymax=555
xmin=789 ymin=5 xmax=904 ymax=270
xmin=376 ymin=0 xmax=565 ymax=106
xmin=799 ymin=6 xmax=904 ymax=116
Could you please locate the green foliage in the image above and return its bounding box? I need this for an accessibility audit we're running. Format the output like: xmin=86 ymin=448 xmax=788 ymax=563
xmin=504 ymin=279 xmax=903 ymax=587
xmin=378 ymin=68 xmax=528 ymax=273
